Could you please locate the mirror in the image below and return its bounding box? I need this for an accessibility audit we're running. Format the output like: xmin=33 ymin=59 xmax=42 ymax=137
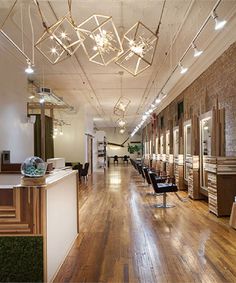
xmin=200 ymin=115 xmax=212 ymax=190
xmin=166 ymin=131 xmax=170 ymax=155
xmin=160 ymin=135 xmax=164 ymax=154
xmin=155 ymin=137 xmax=159 ymax=154
xmin=173 ymin=128 xmax=179 ymax=156
xmin=184 ymin=121 xmax=191 ymax=181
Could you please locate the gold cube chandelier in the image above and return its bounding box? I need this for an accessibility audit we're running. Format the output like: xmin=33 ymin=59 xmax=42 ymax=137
xmin=77 ymin=15 xmax=123 ymax=66
xmin=116 ymin=21 xmax=158 ymax=76
xmin=113 ymin=96 xmax=130 ymax=116
xmin=35 ymin=15 xmax=83 ymax=65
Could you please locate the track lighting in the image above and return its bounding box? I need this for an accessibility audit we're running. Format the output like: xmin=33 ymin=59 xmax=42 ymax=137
xmin=25 ymin=61 xmax=34 ymax=74
xmin=155 ymin=98 xmax=161 ymax=104
xmin=179 ymin=62 xmax=188 ymax=74
xmin=212 ymin=10 xmax=227 ymax=30
xmin=192 ymin=43 xmax=203 ymax=57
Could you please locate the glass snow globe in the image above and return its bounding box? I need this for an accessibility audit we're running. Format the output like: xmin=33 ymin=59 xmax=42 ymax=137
xmin=21 ymin=156 xmax=47 ymax=178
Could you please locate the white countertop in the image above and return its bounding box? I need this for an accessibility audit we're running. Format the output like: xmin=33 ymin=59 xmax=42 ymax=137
xmin=46 ymin=169 xmax=77 ymax=187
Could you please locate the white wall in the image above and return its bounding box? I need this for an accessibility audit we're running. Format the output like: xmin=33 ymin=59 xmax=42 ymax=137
xmin=54 ymin=106 xmax=94 ymax=164
xmin=99 ymin=127 xmax=141 ymax=157
xmin=0 ymin=44 xmax=34 ymax=163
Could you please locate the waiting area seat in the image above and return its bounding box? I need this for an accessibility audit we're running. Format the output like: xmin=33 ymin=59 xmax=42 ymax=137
xmin=123 ymin=155 xmax=129 ymax=164
xmin=114 ymin=155 xmax=118 ymax=164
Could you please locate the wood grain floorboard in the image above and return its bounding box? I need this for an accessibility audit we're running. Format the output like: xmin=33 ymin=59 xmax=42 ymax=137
xmin=54 ymin=165 xmax=236 ymax=283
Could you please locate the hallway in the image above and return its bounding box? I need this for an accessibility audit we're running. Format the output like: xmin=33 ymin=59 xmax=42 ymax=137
xmin=54 ymin=165 xmax=236 ymax=283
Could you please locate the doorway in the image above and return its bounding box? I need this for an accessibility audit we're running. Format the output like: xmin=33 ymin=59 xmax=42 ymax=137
xmin=87 ymin=135 xmax=93 ymax=175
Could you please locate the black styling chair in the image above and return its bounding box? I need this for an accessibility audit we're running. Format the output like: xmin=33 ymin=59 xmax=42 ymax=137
xmin=137 ymin=163 xmax=145 ymax=180
xmin=149 ymin=171 xmax=178 ymax=208
xmin=114 ymin=155 xmax=118 ymax=164
xmin=81 ymin=163 xmax=89 ymax=181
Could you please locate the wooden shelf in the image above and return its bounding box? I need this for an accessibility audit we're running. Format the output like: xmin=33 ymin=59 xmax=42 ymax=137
xmin=206 ymin=157 xmax=236 ymax=216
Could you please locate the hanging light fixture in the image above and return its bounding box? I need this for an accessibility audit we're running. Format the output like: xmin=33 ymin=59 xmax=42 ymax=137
xmin=77 ymin=15 xmax=123 ymax=66
xmin=211 ymin=10 xmax=227 ymax=30
xmin=114 ymin=97 xmax=131 ymax=116
xmin=39 ymin=95 xmax=45 ymax=104
xmin=25 ymin=60 xmax=34 ymax=74
xmin=120 ymin=128 xmax=125 ymax=134
xmin=117 ymin=118 xmax=126 ymax=127
xmin=115 ymin=22 xmax=158 ymax=76
xmin=116 ymin=0 xmax=166 ymax=76
xmin=192 ymin=43 xmax=203 ymax=57
xmin=179 ymin=62 xmax=188 ymax=74
xmin=114 ymin=72 xmax=130 ymax=116
xmin=34 ymin=0 xmax=83 ymax=64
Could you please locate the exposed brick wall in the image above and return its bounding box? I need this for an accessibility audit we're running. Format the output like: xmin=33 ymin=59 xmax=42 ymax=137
xmin=148 ymin=41 xmax=236 ymax=156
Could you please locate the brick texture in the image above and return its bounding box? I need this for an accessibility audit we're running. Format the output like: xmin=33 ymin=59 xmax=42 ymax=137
xmin=147 ymin=41 xmax=236 ymax=156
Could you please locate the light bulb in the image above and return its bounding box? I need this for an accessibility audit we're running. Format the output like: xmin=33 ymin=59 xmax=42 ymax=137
xmin=61 ymin=32 xmax=66 ymax=39
xmin=212 ymin=11 xmax=227 ymax=30
xmin=60 ymin=131 xmax=63 ymax=136
xmin=39 ymin=96 xmax=45 ymax=104
xmin=214 ymin=18 xmax=227 ymax=30
xmin=118 ymin=119 xmax=126 ymax=127
xmin=192 ymin=43 xmax=203 ymax=57
xmin=155 ymin=98 xmax=161 ymax=104
xmin=53 ymin=135 xmax=56 ymax=139
xmin=28 ymin=95 xmax=35 ymax=99
xmin=120 ymin=128 xmax=125 ymax=134
xmin=179 ymin=62 xmax=188 ymax=74
xmin=194 ymin=48 xmax=203 ymax=57
xmin=25 ymin=62 xmax=34 ymax=74
xmin=51 ymin=47 xmax=58 ymax=54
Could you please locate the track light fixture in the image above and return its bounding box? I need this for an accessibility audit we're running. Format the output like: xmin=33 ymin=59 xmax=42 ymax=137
xmin=130 ymin=0 xmax=229 ymax=138
xmin=212 ymin=10 xmax=227 ymax=30
xmin=179 ymin=62 xmax=188 ymax=74
xmin=192 ymin=43 xmax=203 ymax=57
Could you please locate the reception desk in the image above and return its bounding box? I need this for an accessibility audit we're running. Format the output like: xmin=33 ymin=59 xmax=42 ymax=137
xmin=0 ymin=169 xmax=78 ymax=282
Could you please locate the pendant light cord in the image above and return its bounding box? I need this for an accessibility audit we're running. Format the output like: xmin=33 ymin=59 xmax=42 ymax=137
xmin=34 ymin=0 xmax=48 ymax=29
xmin=155 ymin=0 xmax=167 ymax=36
xmin=68 ymin=0 xmax=76 ymax=27
xmin=28 ymin=4 xmax=35 ymax=65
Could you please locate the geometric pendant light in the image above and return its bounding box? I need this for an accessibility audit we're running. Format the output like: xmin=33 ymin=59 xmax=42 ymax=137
xmin=77 ymin=15 xmax=123 ymax=66
xmin=34 ymin=0 xmax=83 ymax=64
xmin=35 ymin=14 xmax=83 ymax=64
xmin=115 ymin=21 xmax=158 ymax=76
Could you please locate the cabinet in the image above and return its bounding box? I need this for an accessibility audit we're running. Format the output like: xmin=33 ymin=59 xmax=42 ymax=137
xmin=206 ymin=157 xmax=236 ymax=216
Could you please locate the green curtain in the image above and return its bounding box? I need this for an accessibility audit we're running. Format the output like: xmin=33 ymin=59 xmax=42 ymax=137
xmin=34 ymin=114 xmax=54 ymax=160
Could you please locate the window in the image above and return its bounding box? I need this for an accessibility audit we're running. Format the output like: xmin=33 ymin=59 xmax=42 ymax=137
xmin=177 ymin=101 xmax=184 ymax=120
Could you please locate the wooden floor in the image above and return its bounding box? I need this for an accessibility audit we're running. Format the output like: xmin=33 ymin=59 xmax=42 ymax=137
xmin=54 ymin=164 xmax=236 ymax=283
